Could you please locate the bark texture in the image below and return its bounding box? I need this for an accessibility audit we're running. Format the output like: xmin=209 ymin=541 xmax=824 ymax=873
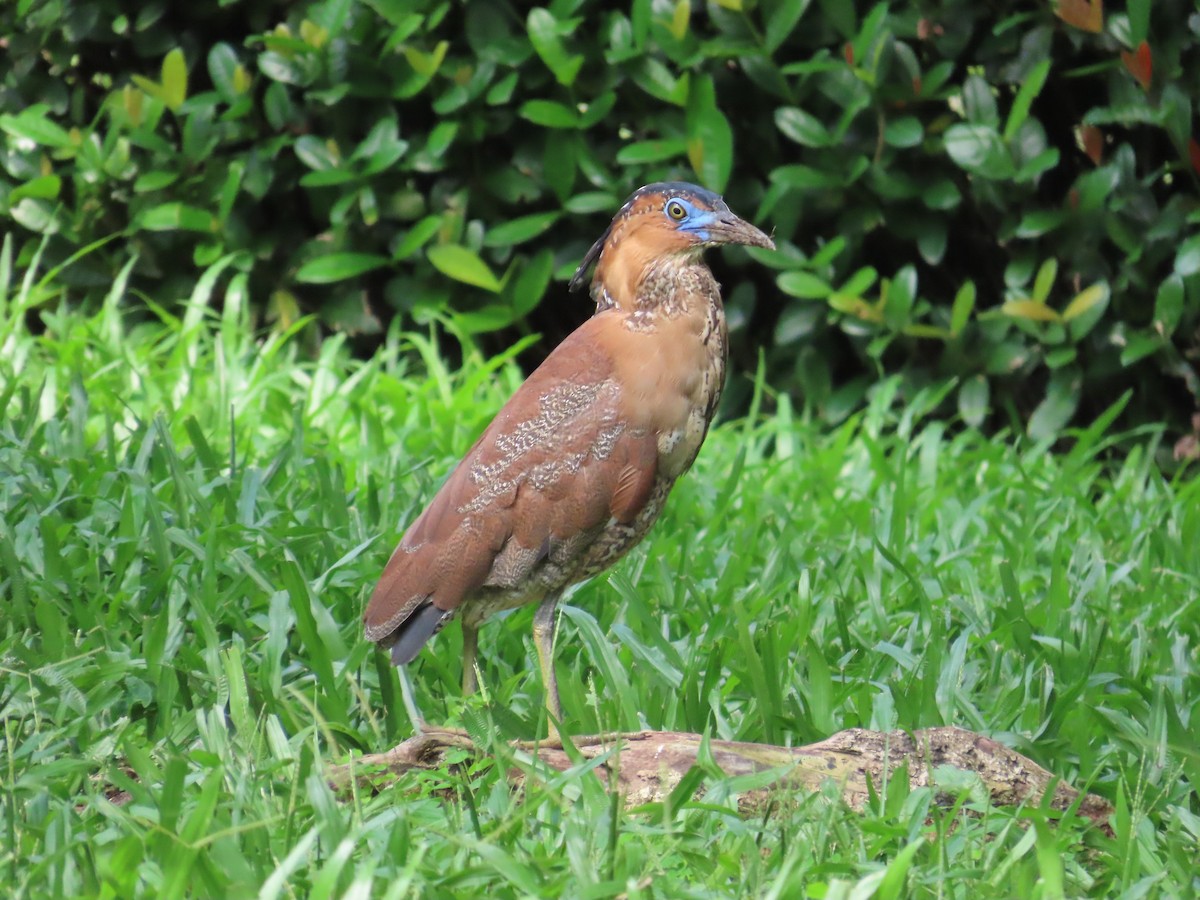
xmin=329 ymin=726 xmax=1112 ymax=829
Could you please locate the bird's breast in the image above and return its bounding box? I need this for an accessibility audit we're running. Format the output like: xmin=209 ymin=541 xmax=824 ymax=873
xmin=607 ymin=274 xmax=728 ymax=480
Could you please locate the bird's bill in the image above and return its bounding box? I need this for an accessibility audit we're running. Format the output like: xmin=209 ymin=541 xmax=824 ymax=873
xmin=708 ymin=213 xmax=775 ymax=250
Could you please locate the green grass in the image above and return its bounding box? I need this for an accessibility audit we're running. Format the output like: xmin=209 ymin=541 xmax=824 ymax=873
xmin=2 ymin=247 xmax=1199 ymax=898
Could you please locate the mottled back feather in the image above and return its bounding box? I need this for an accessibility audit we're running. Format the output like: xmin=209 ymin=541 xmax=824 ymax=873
xmin=363 ymin=314 xmax=661 ymax=650
xmin=364 ymin=180 xmax=773 ymax=666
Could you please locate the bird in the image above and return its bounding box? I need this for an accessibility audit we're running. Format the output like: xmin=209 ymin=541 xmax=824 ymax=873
xmin=363 ymin=182 xmax=774 ymax=737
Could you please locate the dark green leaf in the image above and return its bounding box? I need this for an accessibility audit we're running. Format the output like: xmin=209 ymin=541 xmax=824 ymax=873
xmin=765 ymin=0 xmax=813 ymax=52
xmin=917 ymin=222 xmax=947 ymax=265
xmin=840 ymin=266 xmax=877 ymax=297
xmin=1153 ymin=274 xmax=1184 ymax=336
xmin=950 ymin=281 xmax=976 ymax=337
xmin=138 ymin=203 xmax=215 ymax=233
xmin=483 ymin=212 xmax=561 ymax=248
xmin=616 ymin=139 xmax=687 ymax=165
xmin=294 ymin=136 xmax=339 ymax=171
xmin=1118 ymin=332 xmax=1161 ymax=367
xmin=686 ymin=77 xmax=733 ymax=192
xmin=0 ymin=108 xmax=72 ymax=148
xmin=1173 ymin=234 xmax=1200 ymax=277
xmin=774 ymin=107 xmax=831 ymax=147
xmin=393 ymin=216 xmax=442 ymax=260
xmin=564 ymin=192 xmax=619 ymax=214
xmin=1032 ymin=258 xmax=1057 ymax=304
xmin=1004 ymin=59 xmax=1050 ymax=140
xmin=777 ymin=271 xmax=830 ymax=299
xmin=295 ymin=253 xmax=389 ymax=283
xmin=884 ymin=116 xmax=923 ymax=148
xmin=527 ymin=8 xmax=583 ymax=86
xmin=944 ymin=124 xmax=1012 ymax=177
xmin=519 ymin=100 xmax=579 ymax=128
xmin=208 ymin=44 xmax=241 ymax=100
xmin=770 ymin=164 xmax=834 ymax=190
xmin=508 ymin=249 xmax=555 ymax=316
xmin=1027 ymin=368 xmax=1081 ymax=440
xmin=9 ymin=175 xmax=62 ymax=203
xmin=883 ymin=265 xmax=917 ymax=329
xmin=962 ymin=74 xmax=998 ymax=127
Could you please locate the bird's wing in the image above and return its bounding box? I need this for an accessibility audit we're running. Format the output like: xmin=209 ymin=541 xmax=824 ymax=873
xmin=363 ymin=313 xmax=660 ymax=652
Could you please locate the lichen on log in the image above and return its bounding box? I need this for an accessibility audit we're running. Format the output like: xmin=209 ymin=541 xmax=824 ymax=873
xmin=329 ymin=725 xmax=1112 ymax=830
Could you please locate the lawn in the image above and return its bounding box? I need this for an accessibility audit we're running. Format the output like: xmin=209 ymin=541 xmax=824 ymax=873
xmin=2 ymin=252 xmax=1198 ymax=898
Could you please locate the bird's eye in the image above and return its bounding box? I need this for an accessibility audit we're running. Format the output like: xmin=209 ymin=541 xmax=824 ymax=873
xmin=666 ymin=200 xmax=687 ymax=221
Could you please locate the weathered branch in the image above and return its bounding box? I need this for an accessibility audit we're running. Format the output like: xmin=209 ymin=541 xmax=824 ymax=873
xmin=329 ymin=726 xmax=1112 ymax=830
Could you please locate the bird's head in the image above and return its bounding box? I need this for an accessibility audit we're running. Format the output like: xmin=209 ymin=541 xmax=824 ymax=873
xmin=568 ymin=182 xmax=774 ymax=301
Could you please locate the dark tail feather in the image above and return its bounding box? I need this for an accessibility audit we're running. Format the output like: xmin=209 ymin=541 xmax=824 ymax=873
xmin=388 ymin=603 xmax=450 ymax=666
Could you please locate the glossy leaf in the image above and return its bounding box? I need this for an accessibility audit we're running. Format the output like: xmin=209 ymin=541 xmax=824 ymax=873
xmin=294 ymin=136 xmax=339 ymax=171
xmin=295 ymin=253 xmax=389 ymax=284
xmin=775 ymin=107 xmax=831 ymax=147
xmin=883 ymin=266 xmax=917 ymax=330
xmin=527 ymin=9 xmax=583 ymax=86
xmin=161 ymin=49 xmax=188 ymax=111
xmin=1027 ymin=368 xmax=1081 ymax=440
xmin=1032 ymin=258 xmax=1057 ymax=304
xmin=393 ymin=216 xmax=442 ymax=261
xmin=950 ymin=281 xmax=976 ymax=337
xmin=1119 ymin=332 xmax=1161 ymax=367
xmin=483 ymin=212 xmax=561 ymax=248
xmin=138 ymin=203 xmax=215 ymax=233
xmin=9 ymin=175 xmax=62 ymax=203
xmin=958 ymin=375 xmax=990 ymax=427
xmin=208 ymin=44 xmax=243 ymax=100
xmin=427 ymin=244 xmax=503 ymax=292
xmin=667 ymin=0 xmax=690 ymax=39
xmin=1153 ymin=275 xmax=1184 ymax=336
xmin=884 ymin=116 xmax=923 ymax=148
xmin=1002 ymin=300 xmax=1060 ymax=323
xmin=944 ymin=124 xmax=1012 ymax=177
xmin=0 ymin=108 xmax=72 ymax=148
xmin=1004 ymin=59 xmax=1050 ymax=140
xmin=777 ymin=271 xmax=831 ymax=299
xmin=686 ymin=76 xmax=733 ymax=192
xmin=1173 ymin=234 xmax=1200 ymax=277
xmin=519 ymin=100 xmax=579 ymax=129
xmin=1062 ymin=283 xmax=1107 ymax=321
xmin=616 ymin=139 xmax=687 ymax=165
xmin=765 ymin=0 xmax=813 ymax=52
xmin=508 ymin=249 xmax=555 ymax=316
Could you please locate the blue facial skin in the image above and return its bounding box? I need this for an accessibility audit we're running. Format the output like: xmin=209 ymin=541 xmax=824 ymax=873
xmin=666 ymin=196 xmax=719 ymax=242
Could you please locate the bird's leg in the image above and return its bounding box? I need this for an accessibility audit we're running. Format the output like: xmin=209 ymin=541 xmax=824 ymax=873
xmin=461 ymin=621 xmax=479 ymax=696
xmin=533 ymin=590 xmax=563 ymax=738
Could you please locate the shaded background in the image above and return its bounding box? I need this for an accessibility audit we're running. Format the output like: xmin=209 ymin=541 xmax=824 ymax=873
xmin=3 ymin=0 xmax=1199 ymax=447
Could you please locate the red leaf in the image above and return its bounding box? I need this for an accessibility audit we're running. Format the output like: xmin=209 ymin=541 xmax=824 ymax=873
xmin=1189 ymin=139 xmax=1200 ymax=177
xmin=1055 ymin=0 xmax=1104 ymax=33
xmin=843 ymin=42 xmax=854 ymax=65
xmin=917 ymin=18 xmax=944 ymax=40
xmin=1120 ymin=41 xmax=1152 ymax=90
xmin=1079 ymin=125 xmax=1104 ymax=165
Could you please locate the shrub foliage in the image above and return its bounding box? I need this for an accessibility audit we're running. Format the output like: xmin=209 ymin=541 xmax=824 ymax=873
xmin=3 ymin=0 xmax=1199 ymax=436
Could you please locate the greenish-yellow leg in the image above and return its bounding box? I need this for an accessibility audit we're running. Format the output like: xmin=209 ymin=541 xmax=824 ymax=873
xmin=461 ymin=621 xmax=478 ymax=696
xmin=533 ymin=591 xmax=563 ymax=739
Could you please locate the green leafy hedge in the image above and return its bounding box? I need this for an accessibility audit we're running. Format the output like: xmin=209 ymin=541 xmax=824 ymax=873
xmin=3 ymin=0 xmax=1199 ymax=440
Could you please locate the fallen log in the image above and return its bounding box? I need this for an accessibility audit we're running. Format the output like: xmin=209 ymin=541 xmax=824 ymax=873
xmin=329 ymin=725 xmax=1112 ymax=829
